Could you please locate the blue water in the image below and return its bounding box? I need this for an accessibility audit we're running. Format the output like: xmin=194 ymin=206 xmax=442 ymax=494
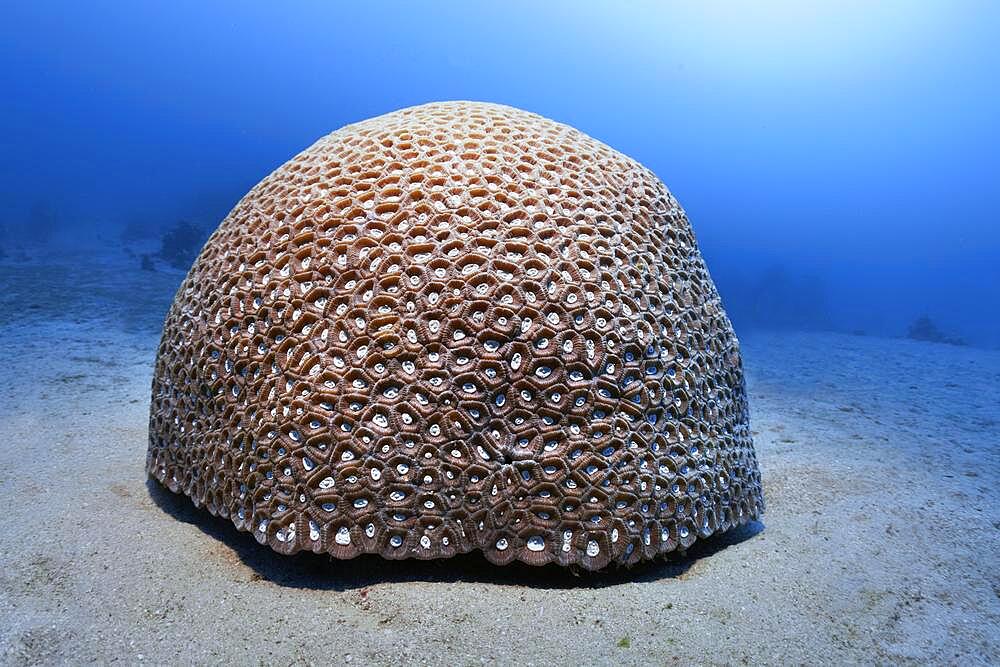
xmin=2 ymin=1 xmax=998 ymax=346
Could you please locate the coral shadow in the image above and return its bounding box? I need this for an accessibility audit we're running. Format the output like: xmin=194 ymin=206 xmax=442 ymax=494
xmin=146 ymin=477 xmax=763 ymax=591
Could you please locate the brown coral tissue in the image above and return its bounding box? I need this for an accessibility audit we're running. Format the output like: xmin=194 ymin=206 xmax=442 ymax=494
xmin=147 ymin=101 xmax=764 ymax=570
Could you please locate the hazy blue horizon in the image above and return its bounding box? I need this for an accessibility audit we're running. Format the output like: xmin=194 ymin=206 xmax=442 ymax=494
xmin=2 ymin=1 xmax=998 ymax=345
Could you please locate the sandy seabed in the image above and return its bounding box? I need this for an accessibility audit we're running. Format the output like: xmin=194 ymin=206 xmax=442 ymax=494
xmin=0 ymin=250 xmax=997 ymax=666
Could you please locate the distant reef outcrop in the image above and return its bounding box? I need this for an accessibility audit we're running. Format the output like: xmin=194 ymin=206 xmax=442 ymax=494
xmin=907 ymin=315 xmax=966 ymax=346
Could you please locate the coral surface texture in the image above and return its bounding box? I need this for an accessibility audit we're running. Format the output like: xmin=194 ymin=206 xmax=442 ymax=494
xmin=147 ymin=101 xmax=764 ymax=569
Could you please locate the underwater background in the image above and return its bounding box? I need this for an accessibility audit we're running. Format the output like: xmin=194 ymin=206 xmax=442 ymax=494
xmin=1 ymin=2 xmax=998 ymax=665
xmin=2 ymin=1 xmax=998 ymax=346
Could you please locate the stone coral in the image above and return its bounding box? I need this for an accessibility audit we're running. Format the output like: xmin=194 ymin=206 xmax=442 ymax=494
xmin=147 ymin=101 xmax=764 ymax=569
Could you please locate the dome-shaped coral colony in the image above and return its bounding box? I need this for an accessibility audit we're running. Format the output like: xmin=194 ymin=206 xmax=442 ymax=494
xmin=147 ymin=101 xmax=763 ymax=569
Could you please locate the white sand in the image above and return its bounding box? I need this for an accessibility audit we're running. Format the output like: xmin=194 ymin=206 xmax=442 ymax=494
xmin=0 ymin=253 xmax=997 ymax=665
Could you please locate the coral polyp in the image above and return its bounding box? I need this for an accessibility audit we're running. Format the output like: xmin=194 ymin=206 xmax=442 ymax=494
xmin=147 ymin=101 xmax=763 ymax=569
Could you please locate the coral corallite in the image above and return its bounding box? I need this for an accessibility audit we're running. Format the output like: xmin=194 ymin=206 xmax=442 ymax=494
xmin=146 ymin=101 xmax=764 ymax=570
